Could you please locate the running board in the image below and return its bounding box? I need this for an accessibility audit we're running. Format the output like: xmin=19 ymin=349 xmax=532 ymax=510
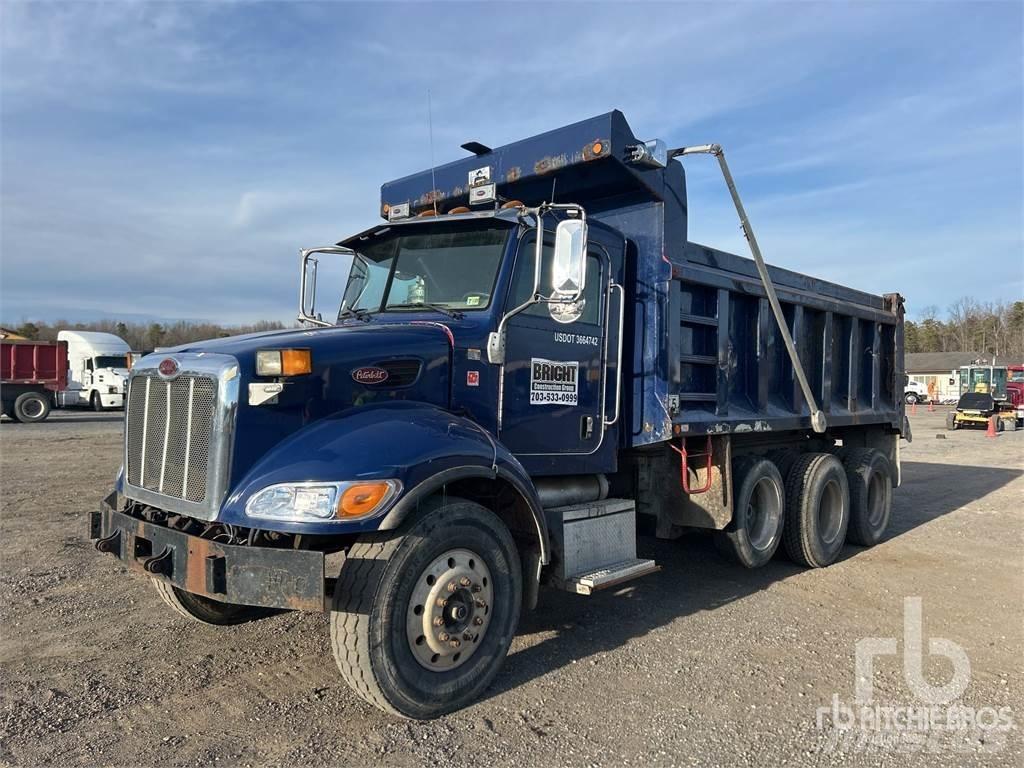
xmin=562 ymin=558 xmax=661 ymax=595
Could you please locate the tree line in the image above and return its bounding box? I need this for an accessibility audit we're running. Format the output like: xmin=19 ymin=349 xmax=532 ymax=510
xmin=6 ymin=319 xmax=289 ymax=353
xmin=906 ymin=299 xmax=1024 ymax=358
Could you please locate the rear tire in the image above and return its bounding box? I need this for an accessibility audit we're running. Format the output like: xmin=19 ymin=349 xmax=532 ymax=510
xmin=767 ymin=449 xmax=800 ymax=483
xmin=330 ymin=497 xmax=522 ymax=719
xmin=841 ymin=449 xmax=892 ymax=546
xmin=717 ymin=457 xmax=785 ymax=568
xmin=783 ymin=453 xmax=850 ymax=568
xmin=152 ymin=579 xmax=272 ymax=625
xmin=13 ymin=392 xmax=50 ymax=423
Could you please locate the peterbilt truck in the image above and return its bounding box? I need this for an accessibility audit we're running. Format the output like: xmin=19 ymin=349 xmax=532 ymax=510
xmin=91 ymin=111 xmax=907 ymax=719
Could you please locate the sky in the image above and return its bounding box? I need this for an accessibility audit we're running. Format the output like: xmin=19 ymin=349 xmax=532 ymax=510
xmin=1 ymin=1 xmax=1022 ymax=326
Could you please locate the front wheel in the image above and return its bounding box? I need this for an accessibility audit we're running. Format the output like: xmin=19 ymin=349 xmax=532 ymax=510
xmin=905 ymin=392 xmax=918 ymax=405
xmin=330 ymin=497 xmax=522 ymax=719
xmin=91 ymin=392 xmax=105 ymax=412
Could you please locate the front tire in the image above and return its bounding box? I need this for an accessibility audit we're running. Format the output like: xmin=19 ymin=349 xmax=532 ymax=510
xmin=331 ymin=497 xmax=522 ymax=719
xmin=905 ymin=392 xmax=918 ymax=405
xmin=91 ymin=392 xmax=105 ymax=412
xmin=13 ymin=392 xmax=50 ymax=423
xmin=152 ymin=579 xmax=272 ymax=625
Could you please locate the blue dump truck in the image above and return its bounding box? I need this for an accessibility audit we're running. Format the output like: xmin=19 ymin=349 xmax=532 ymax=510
xmin=91 ymin=111 xmax=907 ymax=718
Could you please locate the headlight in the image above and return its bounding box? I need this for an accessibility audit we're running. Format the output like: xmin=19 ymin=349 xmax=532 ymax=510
xmin=108 ymin=385 xmax=118 ymax=393
xmin=256 ymin=349 xmax=312 ymax=377
xmin=245 ymin=480 xmax=401 ymax=522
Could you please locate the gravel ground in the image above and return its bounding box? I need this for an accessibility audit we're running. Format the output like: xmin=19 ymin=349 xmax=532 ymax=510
xmin=0 ymin=408 xmax=1021 ymax=767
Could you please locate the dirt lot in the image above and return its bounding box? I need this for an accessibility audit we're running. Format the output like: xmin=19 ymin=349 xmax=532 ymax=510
xmin=1 ymin=408 xmax=1021 ymax=767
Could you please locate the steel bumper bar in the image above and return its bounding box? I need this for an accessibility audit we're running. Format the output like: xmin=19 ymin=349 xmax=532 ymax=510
xmin=90 ymin=493 xmax=326 ymax=611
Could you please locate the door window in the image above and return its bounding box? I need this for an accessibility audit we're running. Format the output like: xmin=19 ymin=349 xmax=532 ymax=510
xmin=507 ymin=233 xmax=603 ymax=326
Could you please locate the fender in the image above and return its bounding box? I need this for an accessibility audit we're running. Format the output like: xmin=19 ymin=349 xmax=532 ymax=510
xmin=219 ymin=401 xmax=548 ymax=560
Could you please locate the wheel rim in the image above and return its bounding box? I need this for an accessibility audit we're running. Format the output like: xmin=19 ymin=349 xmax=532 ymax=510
xmin=746 ymin=476 xmax=783 ymax=552
xmin=866 ymin=470 xmax=886 ymax=527
xmin=817 ymin=479 xmax=845 ymax=545
xmin=406 ymin=548 xmax=493 ymax=672
xmin=22 ymin=398 xmax=44 ymax=418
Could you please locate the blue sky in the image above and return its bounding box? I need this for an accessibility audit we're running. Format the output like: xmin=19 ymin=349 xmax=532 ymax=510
xmin=2 ymin=1 xmax=1021 ymax=325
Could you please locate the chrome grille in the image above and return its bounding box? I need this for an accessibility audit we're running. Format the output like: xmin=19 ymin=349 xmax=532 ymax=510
xmin=126 ymin=374 xmax=218 ymax=503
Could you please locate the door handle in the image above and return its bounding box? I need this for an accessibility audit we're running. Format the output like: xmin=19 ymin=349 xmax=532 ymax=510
xmin=604 ymin=282 xmax=625 ymax=426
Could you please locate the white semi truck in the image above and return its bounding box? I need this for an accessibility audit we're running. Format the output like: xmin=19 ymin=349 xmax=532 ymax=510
xmin=55 ymin=330 xmax=131 ymax=411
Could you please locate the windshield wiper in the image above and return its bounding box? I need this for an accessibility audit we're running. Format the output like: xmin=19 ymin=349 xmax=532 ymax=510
xmin=338 ymin=306 xmax=372 ymax=322
xmin=388 ymin=302 xmax=465 ymax=320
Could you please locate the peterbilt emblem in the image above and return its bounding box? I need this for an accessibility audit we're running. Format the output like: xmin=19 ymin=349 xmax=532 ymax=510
xmin=157 ymin=358 xmax=180 ymax=378
xmin=352 ymin=366 xmax=389 ymax=385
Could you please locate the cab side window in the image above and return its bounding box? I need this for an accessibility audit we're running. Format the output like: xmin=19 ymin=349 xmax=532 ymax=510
xmin=507 ymin=233 xmax=603 ymax=326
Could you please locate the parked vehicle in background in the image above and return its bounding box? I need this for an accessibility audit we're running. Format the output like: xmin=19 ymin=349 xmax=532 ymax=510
xmin=904 ymin=379 xmax=928 ymax=404
xmin=1003 ymin=365 xmax=1024 ymax=425
xmin=91 ymin=111 xmax=908 ymax=718
xmin=56 ymin=331 xmax=131 ymax=411
xmin=1 ymin=339 xmax=68 ymax=422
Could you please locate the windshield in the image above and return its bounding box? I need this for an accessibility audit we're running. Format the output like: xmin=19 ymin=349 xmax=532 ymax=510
xmin=94 ymin=355 xmax=128 ymax=369
xmin=339 ymin=225 xmax=509 ymax=319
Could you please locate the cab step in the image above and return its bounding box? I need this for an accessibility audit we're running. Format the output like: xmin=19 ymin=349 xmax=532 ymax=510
xmin=565 ymin=558 xmax=660 ymax=595
xmin=544 ymin=498 xmax=659 ymax=595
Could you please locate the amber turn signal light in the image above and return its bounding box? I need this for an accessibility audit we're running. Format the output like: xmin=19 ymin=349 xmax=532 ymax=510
xmin=338 ymin=482 xmax=395 ymax=518
xmin=255 ymin=349 xmax=312 ymax=377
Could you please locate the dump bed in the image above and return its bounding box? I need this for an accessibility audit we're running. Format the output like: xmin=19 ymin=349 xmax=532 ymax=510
xmin=1 ymin=340 xmax=69 ymax=390
xmin=666 ymin=242 xmax=903 ymax=437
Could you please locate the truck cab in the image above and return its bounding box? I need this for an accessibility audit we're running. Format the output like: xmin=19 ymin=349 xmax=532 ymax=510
xmin=91 ymin=111 xmax=905 ymax=718
xmin=56 ymin=330 xmax=131 ymax=410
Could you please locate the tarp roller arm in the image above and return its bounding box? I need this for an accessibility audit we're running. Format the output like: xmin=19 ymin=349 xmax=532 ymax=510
xmin=670 ymin=144 xmax=827 ymax=434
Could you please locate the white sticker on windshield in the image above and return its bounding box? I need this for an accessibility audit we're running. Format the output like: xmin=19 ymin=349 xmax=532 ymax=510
xmin=529 ymin=358 xmax=578 ymax=406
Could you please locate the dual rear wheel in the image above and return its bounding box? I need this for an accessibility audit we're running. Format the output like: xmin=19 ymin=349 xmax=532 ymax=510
xmin=717 ymin=448 xmax=892 ymax=569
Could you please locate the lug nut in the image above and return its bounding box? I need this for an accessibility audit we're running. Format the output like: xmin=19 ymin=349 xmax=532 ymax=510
xmin=438 ymin=632 xmax=449 ymax=642
xmin=433 ymin=617 xmax=444 ymax=627
xmin=447 ymin=581 xmax=458 ymax=593
xmin=449 ymin=639 xmax=461 ymax=649
xmin=473 ymin=616 xmax=484 ymax=626
xmin=459 ymin=577 xmax=471 ymax=587
xmin=435 ymin=597 xmax=447 ymax=607
xmin=475 ymin=599 xmax=487 ymax=609
xmin=471 ymin=584 xmax=482 ymax=593
xmin=463 ymin=631 xmax=473 ymax=641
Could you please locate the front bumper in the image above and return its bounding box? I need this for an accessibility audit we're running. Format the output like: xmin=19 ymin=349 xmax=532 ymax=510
xmin=99 ymin=392 xmax=124 ymax=409
xmin=90 ymin=494 xmax=326 ymax=611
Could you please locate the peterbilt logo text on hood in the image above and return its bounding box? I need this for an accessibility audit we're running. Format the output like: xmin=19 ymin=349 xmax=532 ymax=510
xmin=352 ymin=366 xmax=389 ymax=385
xmin=158 ymin=358 xmax=180 ymax=378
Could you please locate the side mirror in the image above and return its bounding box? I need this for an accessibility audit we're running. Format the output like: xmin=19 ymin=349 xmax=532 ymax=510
xmin=551 ymin=218 xmax=587 ymax=299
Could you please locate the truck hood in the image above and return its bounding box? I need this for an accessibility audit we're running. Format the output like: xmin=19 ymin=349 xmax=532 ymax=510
xmin=155 ymin=323 xmax=454 ymax=488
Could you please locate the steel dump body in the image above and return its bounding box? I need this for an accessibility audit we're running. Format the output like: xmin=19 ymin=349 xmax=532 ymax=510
xmin=666 ymin=244 xmax=903 ymax=437
xmin=1 ymin=339 xmax=68 ymax=391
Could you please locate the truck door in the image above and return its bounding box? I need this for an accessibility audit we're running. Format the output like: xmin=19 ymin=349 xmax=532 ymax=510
xmin=498 ymin=229 xmax=621 ymax=458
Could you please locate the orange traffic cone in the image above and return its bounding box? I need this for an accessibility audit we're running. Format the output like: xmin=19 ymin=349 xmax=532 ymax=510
xmin=928 ymin=399 xmax=935 ymax=412
xmin=911 ymin=401 xmax=917 ymax=415
xmin=986 ymin=415 xmax=998 ymax=438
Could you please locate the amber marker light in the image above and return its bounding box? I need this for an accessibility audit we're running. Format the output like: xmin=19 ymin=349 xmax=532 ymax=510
xmin=338 ymin=481 xmax=399 ymax=518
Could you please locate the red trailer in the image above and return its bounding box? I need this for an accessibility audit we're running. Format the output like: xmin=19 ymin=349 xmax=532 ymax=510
xmin=1 ymin=339 xmax=68 ymax=423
